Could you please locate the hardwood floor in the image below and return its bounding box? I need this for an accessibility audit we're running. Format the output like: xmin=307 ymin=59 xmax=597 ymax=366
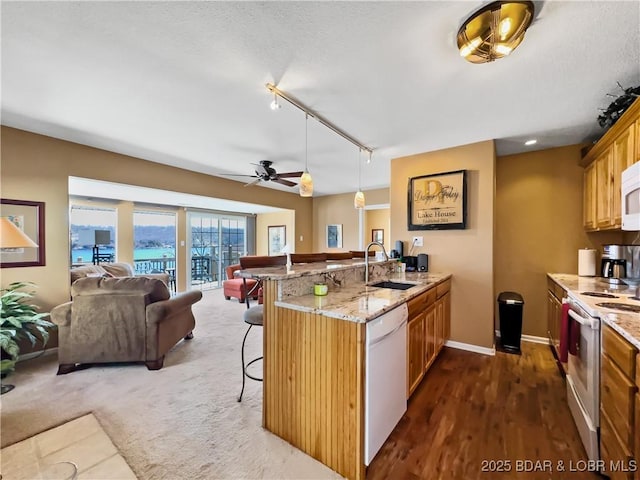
xmin=367 ymin=343 xmax=599 ymax=480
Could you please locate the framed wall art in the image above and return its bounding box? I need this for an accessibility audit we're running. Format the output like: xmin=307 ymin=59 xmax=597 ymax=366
xmin=371 ymin=229 xmax=384 ymax=244
xmin=326 ymin=224 xmax=343 ymax=249
xmin=408 ymin=170 xmax=467 ymax=230
xmin=0 ymin=198 xmax=46 ymax=268
xmin=268 ymin=225 xmax=286 ymax=256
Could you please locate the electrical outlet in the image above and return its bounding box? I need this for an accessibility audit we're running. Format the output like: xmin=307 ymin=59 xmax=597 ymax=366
xmin=412 ymin=236 xmax=423 ymax=247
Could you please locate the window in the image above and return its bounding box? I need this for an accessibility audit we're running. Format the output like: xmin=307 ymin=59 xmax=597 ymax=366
xmin=70 ymin=206 xmax=116 ymax=264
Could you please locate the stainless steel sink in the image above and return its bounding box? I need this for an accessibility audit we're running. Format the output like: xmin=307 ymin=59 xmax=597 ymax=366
xmin=369 ymin=281 xmax=416 ymax=290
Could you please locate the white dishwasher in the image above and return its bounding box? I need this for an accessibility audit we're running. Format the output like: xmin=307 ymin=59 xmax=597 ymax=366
xmin=365 ymin=302 xmax=408 ymax=465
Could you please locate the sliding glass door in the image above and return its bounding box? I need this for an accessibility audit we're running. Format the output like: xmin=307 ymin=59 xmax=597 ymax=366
xmin=187 ymin=212 xmax=247 ymax=290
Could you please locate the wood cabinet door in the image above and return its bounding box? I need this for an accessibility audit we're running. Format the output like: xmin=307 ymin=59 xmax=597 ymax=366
xmin=636 ymin=119 xmax=640 ymax=164
xmin=602 ymin=353 xmax=637 ymax=453
xmin=584 ymin=162 xmax=596 ymax=230
xmin=613 ymin=125 xmax=636 ymax=226
xmin=436 ymin=299 xmax=445 ymax=353
xmin=425 ymin=304 xmax=436 ymax=369
xmin=443 ymin=291 xmax=451 ymax=341
xmin=596 ymin=147 xmax=614 ymax=228
xmin=407 ymin=313 xmax=425 ymax=398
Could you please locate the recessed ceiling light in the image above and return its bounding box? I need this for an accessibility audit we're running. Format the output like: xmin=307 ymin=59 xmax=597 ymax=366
xmin=525 ymin=139 xmax=537 ymax=146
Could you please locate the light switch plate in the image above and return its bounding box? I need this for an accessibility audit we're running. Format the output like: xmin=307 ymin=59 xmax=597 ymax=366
xmin=412 ymin=236 xmax=424 ymax=247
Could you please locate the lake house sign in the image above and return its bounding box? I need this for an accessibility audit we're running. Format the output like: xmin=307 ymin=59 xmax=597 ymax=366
xmin=408 ymin=170 xmax=467 ymax=230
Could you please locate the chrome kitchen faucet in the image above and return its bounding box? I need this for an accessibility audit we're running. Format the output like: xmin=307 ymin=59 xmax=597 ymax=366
xmin=365 ymin=241 xmax=388 ymax=284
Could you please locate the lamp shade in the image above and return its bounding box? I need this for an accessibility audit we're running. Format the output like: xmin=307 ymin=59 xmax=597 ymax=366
xmin=300 ymin=171 xmax=313 ymax=197
xmin=0 ymin=217 xmax=38 ymax=248
xmin=457 ymin=1 xmax=534 ymax=64
xmin=354 ymin=190 xmax=365 ymax=209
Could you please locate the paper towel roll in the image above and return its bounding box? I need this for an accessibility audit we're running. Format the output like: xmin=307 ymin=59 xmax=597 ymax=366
xmin=578 ymin=248 xmax=597 ymax=277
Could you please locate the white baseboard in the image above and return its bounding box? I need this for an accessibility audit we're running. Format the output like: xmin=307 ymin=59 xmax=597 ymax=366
xmin=445 ymin=340 xmax=495 ymax=356
xmin=17 ymin=347 xmax=57 ymax=363
xmin=494 ymin=330 xmax=550 ymax=345
xmin=521 ymin=334 xmax=550 ymax=345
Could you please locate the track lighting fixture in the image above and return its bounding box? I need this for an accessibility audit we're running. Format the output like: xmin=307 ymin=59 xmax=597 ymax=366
xmin=267 ymin=83 xmax=374 ymax=195
xmin=270 ymin=92 xmax=281 ymax=110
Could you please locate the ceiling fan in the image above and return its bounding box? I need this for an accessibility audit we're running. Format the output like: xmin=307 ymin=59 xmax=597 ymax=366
xmin=226 ymin=160 xmax=304 ymax=187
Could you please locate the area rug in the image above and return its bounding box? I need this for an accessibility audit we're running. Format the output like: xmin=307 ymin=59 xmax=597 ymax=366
xmin=0 ymin=290 xmax=342 ymax=480
xmin=1 ymin=413 xmax=136 ymax=479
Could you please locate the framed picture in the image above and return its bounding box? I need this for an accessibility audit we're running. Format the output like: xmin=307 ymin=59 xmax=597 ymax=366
xmin=372 ymin=229 xmax=384 ymax=244
xmin=408 ymin=169 xmax=467 ymax=230
xmin=1 ymin=199 xmax=46 ymax=268
xmin=267 ymin=225 xmax=286 ymax=256
xmin=326 ymin=224 xmax=343 ymax=248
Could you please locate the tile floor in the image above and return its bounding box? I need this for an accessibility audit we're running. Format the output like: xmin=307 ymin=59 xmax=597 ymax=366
xmin=1 ymin=413 xmax=137 ymax=480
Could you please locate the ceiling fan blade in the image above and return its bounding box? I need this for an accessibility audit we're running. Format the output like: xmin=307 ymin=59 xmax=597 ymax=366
xmin=220 ymin=174 xmax=260 ymax=178
xmin=277 ymin=171 xmax=304 ymax=178
xmin=273 ymin=178 xmax=297 ymax=187
xmin=244 ymin=178 xmax=263 ymax=187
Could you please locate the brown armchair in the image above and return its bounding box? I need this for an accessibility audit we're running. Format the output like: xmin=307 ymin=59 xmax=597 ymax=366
xmin=50 ymin=276 xmax=202 ymax=374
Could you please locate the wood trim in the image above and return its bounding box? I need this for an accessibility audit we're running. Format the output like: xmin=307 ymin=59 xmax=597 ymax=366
xmin=581 ymin=97 xmax=640 ymax=167
xmin=263 ymin=279 xmax=365 ymax=480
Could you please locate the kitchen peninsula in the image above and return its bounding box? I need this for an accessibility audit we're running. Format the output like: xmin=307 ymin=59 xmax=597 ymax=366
xmin=239 ymin=259 xmax=452 ymax=480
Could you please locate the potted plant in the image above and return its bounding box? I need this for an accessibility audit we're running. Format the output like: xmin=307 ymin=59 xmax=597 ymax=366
xmin=1 ymin=281 xmax=54 ymax=394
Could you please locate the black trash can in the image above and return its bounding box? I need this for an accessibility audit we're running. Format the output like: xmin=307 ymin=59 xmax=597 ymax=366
xmin=497 ymin=291 xmax=524 ymax=354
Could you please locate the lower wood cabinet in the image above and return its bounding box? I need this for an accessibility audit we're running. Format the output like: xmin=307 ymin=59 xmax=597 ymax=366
xmin=601 ymin=324 xmax=638 ymax=479
xmin=406 ymin=279 xmax=451 ymax=399
xmin=407 ymin=311 xmax=425 ymax=397
xmin=546 ymin=276 xmax=566 ymax=369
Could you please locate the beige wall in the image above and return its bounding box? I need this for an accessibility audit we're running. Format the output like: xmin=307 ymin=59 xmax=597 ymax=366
xmin=256 ymin=210 xmax=296 ymax=255
xmin=312 ymin=188 xmax=389 ymax=252
xmin=364 ymin=208 xmax=391 ymax=252
xmin=0 ymin=126 xmax=313 ymax=310
xmin=495 ymin=144 xmax=626 ymax=338
xmin=391 ymin=140 xmax=496 ymax=350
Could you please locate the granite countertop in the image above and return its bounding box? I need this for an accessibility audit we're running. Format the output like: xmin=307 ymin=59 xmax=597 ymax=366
xmin=274 ymin=272 xmax=452 ymax=323
xmin=236 ymin=258 xmax=392 ymax=280
xmin=549 ymin=273 xmax=640 ymax=350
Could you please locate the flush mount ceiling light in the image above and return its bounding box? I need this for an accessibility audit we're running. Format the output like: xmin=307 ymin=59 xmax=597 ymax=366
xmin=524 ymin=139 xmax=537 ymax=146
xmin=457 ymin=1 xmax=534 ymax=64
xmin=266 ymin=83 xmax=373 ymax=197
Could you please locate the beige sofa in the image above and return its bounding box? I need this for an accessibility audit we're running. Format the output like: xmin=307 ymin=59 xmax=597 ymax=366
xmin=70 ymin=262 xmax=170 ymax=286
xmin=51 ymin=276 xmax=202 ymax=373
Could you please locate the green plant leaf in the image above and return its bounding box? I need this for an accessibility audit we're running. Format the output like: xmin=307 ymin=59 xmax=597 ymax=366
xmin=1 ymin=359 xmax=16 ymax=375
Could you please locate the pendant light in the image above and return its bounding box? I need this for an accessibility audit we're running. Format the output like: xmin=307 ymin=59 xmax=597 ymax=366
xmin=354 ymin=148 xmax=365 ymax=209
xmin=299 ymin=113 xmax=313 ymax=197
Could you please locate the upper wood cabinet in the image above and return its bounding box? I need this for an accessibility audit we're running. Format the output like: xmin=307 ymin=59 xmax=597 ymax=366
xmin=596 ymin=147 xmax=614 ymax=228
xmin=584 ymin=162 xmax=596 ymax=230
xmin=583 ymin=98 xmax=640 ymax=231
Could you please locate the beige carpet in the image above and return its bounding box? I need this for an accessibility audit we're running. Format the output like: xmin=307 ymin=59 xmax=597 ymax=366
xmin=0 ymin=290 xmax=342 ymax=480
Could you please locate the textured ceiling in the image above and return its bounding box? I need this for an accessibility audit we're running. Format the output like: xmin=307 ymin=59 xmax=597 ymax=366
xmin=2 ymin=1 xmax=639 ymax=196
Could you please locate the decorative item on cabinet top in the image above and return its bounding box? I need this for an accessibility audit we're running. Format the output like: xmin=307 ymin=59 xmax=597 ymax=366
xmin=598 ymin=82 xmax=640 ymax=130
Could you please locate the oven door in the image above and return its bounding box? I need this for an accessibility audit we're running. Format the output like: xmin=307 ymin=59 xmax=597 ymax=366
xmin=567 ymin=308 xmax=600 ymax=425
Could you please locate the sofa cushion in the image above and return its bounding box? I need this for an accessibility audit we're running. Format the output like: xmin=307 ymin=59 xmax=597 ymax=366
xmin=102 ymin=262 xmax=135 ymax=277
xmin=70 ymin=265 xmax=109 ymax=284
xmin=72 ymin=276 xmax=170 ymax=303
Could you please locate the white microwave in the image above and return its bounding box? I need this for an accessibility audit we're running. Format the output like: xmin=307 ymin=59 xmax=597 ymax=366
xmin=622 ymin=161 xmax=640 ymax=230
